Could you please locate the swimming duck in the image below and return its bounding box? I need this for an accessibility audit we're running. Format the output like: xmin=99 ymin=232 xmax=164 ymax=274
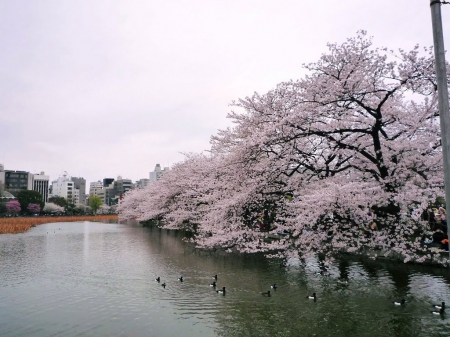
xmin=271 ymin=284 xmax=277 ymax=290
xmin=178 ymin=276 xmax=183 ymax=282
xmin=212 ymin=275 xmax=218 ymax=281
xmin=155 ymin=277 xmax=160 ymax=282
xmin=161 ymin=282 xmax=166 ymax=288
xmin=307 ymin=293 xmax=316 ymax=300
xmin=433 ymin=302 xmax=445 ymax=310
xmin=210 ymin=281 xmax=217 ymax=287
xmin=431 ymin=307 xmax=445 ymax=315
xmin=216 ymin=287 xmax=226 ymax=294
xmin=262 ymin=291 xmax=271 ymax=297
xmin=393 ymin=299 xmax=406 ymax=306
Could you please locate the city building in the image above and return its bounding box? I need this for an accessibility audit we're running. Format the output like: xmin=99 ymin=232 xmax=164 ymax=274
xmin=149 ymin=164 xmax=170 ymax=182
xmin=71 ymin=177 xmax=86 ymax=205
xmin=105 ymin=185 xmax=116 ymax=205
xmin=101 ymin=176 xmax=133 ymax=205
xmin=90 ymin=180 xmax=103 ymax=189
xmin=50 ymin=172 xmax=79 ymax=205
xmin=0 ymin=164 xmax=50 ymax=202
xmin=95 ymin=188 xmax=106 ymax=204
xmin=103 ymin=178 xmax=114 ymax=188
xmin=135 ymin=178 xmax=149 ymax=189
xmin=115 ymin=176 xmax=132 ymax=195
xmin=33 ymin=172 xmax=49 ymax=202
xmin=89 ymin=181 xmax=103 ymax=193
xmin=114 ymin=176 xmax=132 ymax=205
xmin=0 ymin=164 xmax=33 ymax=196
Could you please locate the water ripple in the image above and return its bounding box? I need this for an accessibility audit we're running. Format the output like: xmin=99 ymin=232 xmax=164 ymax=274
xmin=1 ymin=222 xmax=449 ymax=337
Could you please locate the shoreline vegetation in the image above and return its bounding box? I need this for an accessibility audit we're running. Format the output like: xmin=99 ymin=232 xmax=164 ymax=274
xmin=0 ymin=215 xmax=119 ymax=234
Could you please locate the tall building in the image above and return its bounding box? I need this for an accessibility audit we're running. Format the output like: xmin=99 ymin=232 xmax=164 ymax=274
xmin=115 ymin=176 xmax=132 ymax=196
xmin=33 ymin=172 xmax=49 ymax=202
xmin=149 ymin=164 xmax=170 ymax=182
xmin=103 ymin=178 xmax=114 ymax=188
xmin=50 ymin=173 xmax=79 ymax=205
xmin=71 ymin=177 xmax=86 ymax=205
xmin=88 ymin=176 xmax=132 ymax=206
xmin=95 ymin=189 xmax=106 ymax=204
xmin=105 ymin=184 xmax=116 ymax=205
xmin=89 ymin=180 xmax=103 ymax=205
xmin=103 ymin=176 xmax=133 ymax=205
xmin=89 ymin=180 xmax=103 ymax=192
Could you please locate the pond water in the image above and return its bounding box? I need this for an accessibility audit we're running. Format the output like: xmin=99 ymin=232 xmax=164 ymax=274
xmin=0 ymin=221 xmax=449 ymax=337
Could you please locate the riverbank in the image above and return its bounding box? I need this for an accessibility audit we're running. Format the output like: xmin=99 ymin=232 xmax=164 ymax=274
xmin=0 ymin=215 xmax=119 ymax=234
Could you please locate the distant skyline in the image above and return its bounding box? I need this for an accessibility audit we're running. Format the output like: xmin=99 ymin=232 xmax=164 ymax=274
xmin=1 ymin=0 xmax=449 ymax=188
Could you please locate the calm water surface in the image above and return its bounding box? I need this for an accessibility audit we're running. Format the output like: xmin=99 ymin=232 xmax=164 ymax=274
xmin=1 ymin=221 xmax=450 ymax=337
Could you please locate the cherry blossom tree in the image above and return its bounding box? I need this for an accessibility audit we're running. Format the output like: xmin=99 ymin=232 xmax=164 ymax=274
xmin=120 ymin=32 xmax=449 ymax=265
xmin=27 ymin=203 xmax=41 ymax=214
xmin=119 ymin=153 xmax=219 ymax=231
xmin=97 ymin=205 xmax=111 ymax=215
xmin=43 ymin=202 xmax=65 ymax=214
xmin=6 ymin=200 xmax=21 ymax=214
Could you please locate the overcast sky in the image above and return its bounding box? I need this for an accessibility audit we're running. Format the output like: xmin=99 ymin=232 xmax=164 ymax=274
xmin=1 ymin=0 xmax=449 ymax=189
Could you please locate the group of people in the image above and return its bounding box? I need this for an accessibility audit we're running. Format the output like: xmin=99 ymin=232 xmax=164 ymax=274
xmin=425 ymin=207 xmax=447 ymax=229
xmin=255 ymin=206 xmax=449 ymax=251
xmin=257 ymin=221 xmax=272 ymax=231
xmin=366 ymin=207 xmax=449 ymax=251
xmin=423 ymin=206 xmax=448 ymax=251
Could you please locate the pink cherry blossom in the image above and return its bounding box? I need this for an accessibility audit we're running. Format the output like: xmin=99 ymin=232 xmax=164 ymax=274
xmin=27 ymin=203 xmax=41 ymax=214
xmin=119 ymin=32 xmax=450 ymax=265
xmin=43 ymin=202 xmax=65 ymax=214
xmin=6 ymin=200 xmax=21 ymax=213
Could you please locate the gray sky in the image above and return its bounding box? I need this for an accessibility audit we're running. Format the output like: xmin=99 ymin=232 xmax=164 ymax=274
xmin=1 ymin=0 xmax=449 ymax=188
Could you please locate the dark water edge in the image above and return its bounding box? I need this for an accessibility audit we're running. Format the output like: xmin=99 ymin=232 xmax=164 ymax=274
xmin=140 ymin=219 xmax=450 ymax=269
xmin=0 ymin=221 xmax=449 ymax=337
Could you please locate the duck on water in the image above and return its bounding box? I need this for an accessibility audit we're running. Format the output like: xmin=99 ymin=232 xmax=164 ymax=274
xmin=216 ymin=287 xmax=226 ymax=295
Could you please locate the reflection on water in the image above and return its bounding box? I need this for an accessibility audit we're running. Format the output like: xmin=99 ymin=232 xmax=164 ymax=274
xmin=0 ymin=221 xmax=449 ymax=337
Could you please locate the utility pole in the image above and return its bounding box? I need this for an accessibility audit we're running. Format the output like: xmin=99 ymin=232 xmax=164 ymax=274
xmin=430 ymin=0 xmax=450 ymax=258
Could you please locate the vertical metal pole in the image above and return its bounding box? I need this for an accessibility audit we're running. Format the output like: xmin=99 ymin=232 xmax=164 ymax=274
xmin=430 ymin=0 xmax=450 ymax=258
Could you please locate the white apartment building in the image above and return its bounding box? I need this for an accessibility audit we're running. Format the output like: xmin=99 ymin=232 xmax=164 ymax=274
xmin=89 ymin=181 xmax=103 ymax=193
xmin=149 ymin=164 xmax=170 ymax=182
xmin=90 ymin=180 xmax=103 ymax=188
xmin=50 ymin=173 xmax=79 ymax=205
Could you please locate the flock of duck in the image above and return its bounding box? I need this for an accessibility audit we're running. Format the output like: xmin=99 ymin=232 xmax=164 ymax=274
xmin=154 ymin=274 xmax=277 ymax=297
xmin=153 ymin=274 xmax=446 ymax=317
xmin=393 ymin=299 xmax=446 ymax=316
xmin=154 ymin=274 xmax=227 ymax=294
